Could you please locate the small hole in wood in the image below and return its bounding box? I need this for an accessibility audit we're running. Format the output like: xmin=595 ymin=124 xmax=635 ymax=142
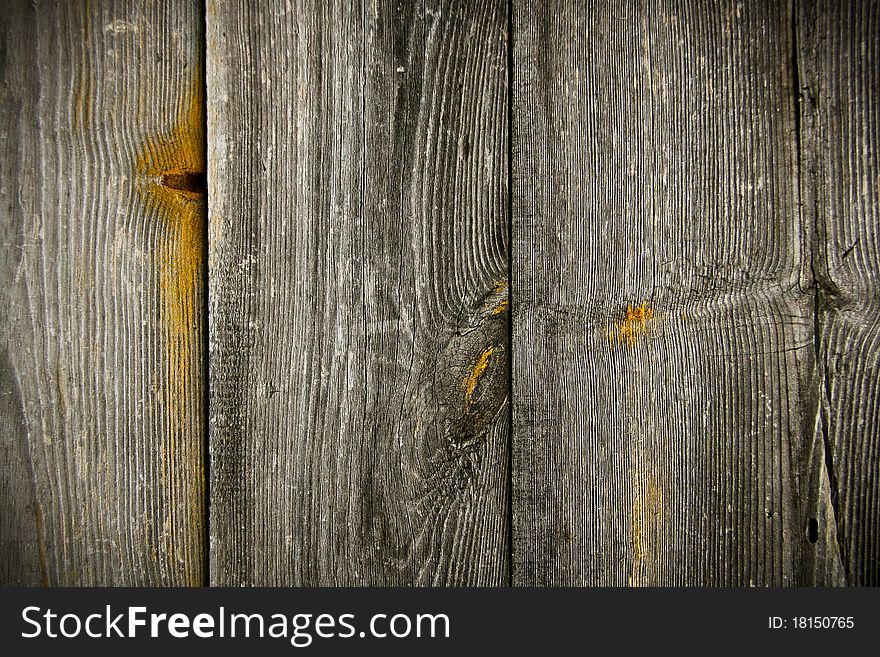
xmin=807 ymin=517 xmax=819 ymax=543
xmin=161 ymin=171 xmax=206 ymax=194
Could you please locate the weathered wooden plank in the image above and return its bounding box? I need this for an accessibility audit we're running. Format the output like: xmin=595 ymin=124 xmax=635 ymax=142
xmin=798 ymin=0 xmax=880 ymax=585
xmin=0 ymin=0 xmax=206 ymax=585
xmin=511 ymin=0 xmax=842 ymax=585
xmin=207 ymin=0 xmax=508 ymax=585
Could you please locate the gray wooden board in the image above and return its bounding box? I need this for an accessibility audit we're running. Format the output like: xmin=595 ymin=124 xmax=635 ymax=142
xmin=798 ymin=0 xmax=880 ymax=585
xmin=511 ymin=0 xmax=846 ymax=585
xmin=207 ymin=0 xmax=509 ymax=585
xmin=0 ymin=0 xmax=206 ymax=584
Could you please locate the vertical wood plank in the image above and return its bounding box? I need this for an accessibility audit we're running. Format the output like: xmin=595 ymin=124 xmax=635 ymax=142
xmin=207 ymin=0 xmax=509 ymax=585
xmin=511 ymin=0 xmax=842 ymax=585
xmin=799 ymin=0 xmax=880 ymax=585
xmin=0 ymin=0 xmax=206 ymax=585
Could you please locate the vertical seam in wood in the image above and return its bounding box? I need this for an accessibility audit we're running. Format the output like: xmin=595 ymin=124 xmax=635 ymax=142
xmin=506 ymin=0 xmax=514 ymax=588
xmin=200 ymin=0 xmax=211 ymax=588
xmin=360 ymin=0 xmax=368 ymax=587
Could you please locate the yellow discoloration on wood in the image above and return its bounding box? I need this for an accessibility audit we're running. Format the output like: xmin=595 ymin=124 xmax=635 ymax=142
xmin=463 ymin=346 xmax=495 ymax=407
xmin=135 ymin=77 xmax=205 ymax=576
xmin=493 ymin=279 xmax=507 ymax=293
xmin=629 ymin=471 xmax=664 ymax=587
xmin=490 ymin=299 xmax=508 ymax=315
xmin=629 ymin=494 xmax=642 ymax=584
xmin=607 ymin=301 xmax=654 ymax=347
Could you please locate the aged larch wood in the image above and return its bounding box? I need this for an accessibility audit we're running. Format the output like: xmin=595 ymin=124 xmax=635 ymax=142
xmin=511 ymin=0 xmax=845 ymax=585
xmin=2 ymin=0 xmax=876 ymax=589
xmin=207 ymin=0 xmax=509 ymax=584
xmin=798 ymin=0 xmax=880 ymax=585
xmin=0 ymin=0 xmax=206 ymax=584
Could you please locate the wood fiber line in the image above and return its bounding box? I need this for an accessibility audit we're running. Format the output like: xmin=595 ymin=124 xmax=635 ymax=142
xmin=798 ymin=0 xmax=880 ymax=585
xmin=0 ymin=0 xmax=206 ymax=585
xmin=511 ymin=0 xmax=842 ymax=585
xmin=207 ymin=0 xmax=509 ymax=585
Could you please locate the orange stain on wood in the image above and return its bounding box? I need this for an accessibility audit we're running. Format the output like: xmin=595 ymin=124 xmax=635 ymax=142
xmin=463 ymin=346 xmax=495 ymax=407
xmin=629 ymin=494 xmax=643 ymax=585
xmin=135 ymin=77 xmax=206 ymax=573
xmin=607 ymin=301 xmax=654 ymax=347
xmin=136 ymin=80 xmax=205 ymax=413
xmin=491 ymin=299 xmax=509 ymax=315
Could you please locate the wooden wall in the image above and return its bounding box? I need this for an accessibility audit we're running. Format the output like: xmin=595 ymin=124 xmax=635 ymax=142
xmin=1 ymin=0 xmax=876 ymax=586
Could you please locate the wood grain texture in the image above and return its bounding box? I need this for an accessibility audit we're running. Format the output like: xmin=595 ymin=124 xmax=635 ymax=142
xmin=0 ymin=0 xmax=206 ymax=585
xmin=207 ymin=0 xmax=509 ymax=585
xmin=511 ymin=0 xmax=844 ymax=585
xmin=798 ymin=0 xmax=880 ymax=585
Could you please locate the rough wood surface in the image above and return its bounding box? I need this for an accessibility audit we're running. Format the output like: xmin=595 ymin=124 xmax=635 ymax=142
xmin=1 ymin=0 xmax=875 ymax=588
xmin=207 ymin=0 xmax=509 ymax=585
xmin=0 ymin=0 xmax=206 ymax=585
xmin=798 ymin=0 xmax=880 ymax=586
xmin=511 ymin=0 xmax=845 ymax=585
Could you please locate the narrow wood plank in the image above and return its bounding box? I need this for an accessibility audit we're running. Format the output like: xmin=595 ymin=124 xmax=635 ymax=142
xmin=799 ymin=0 xmax=880 ymax=585
xmin=511 ymin=0 xmax=842 ymax=585
xmin=0 ymin=0 xmax=206 ymax=585
xmin=207 ymin=0 xmax=508 ymax=585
